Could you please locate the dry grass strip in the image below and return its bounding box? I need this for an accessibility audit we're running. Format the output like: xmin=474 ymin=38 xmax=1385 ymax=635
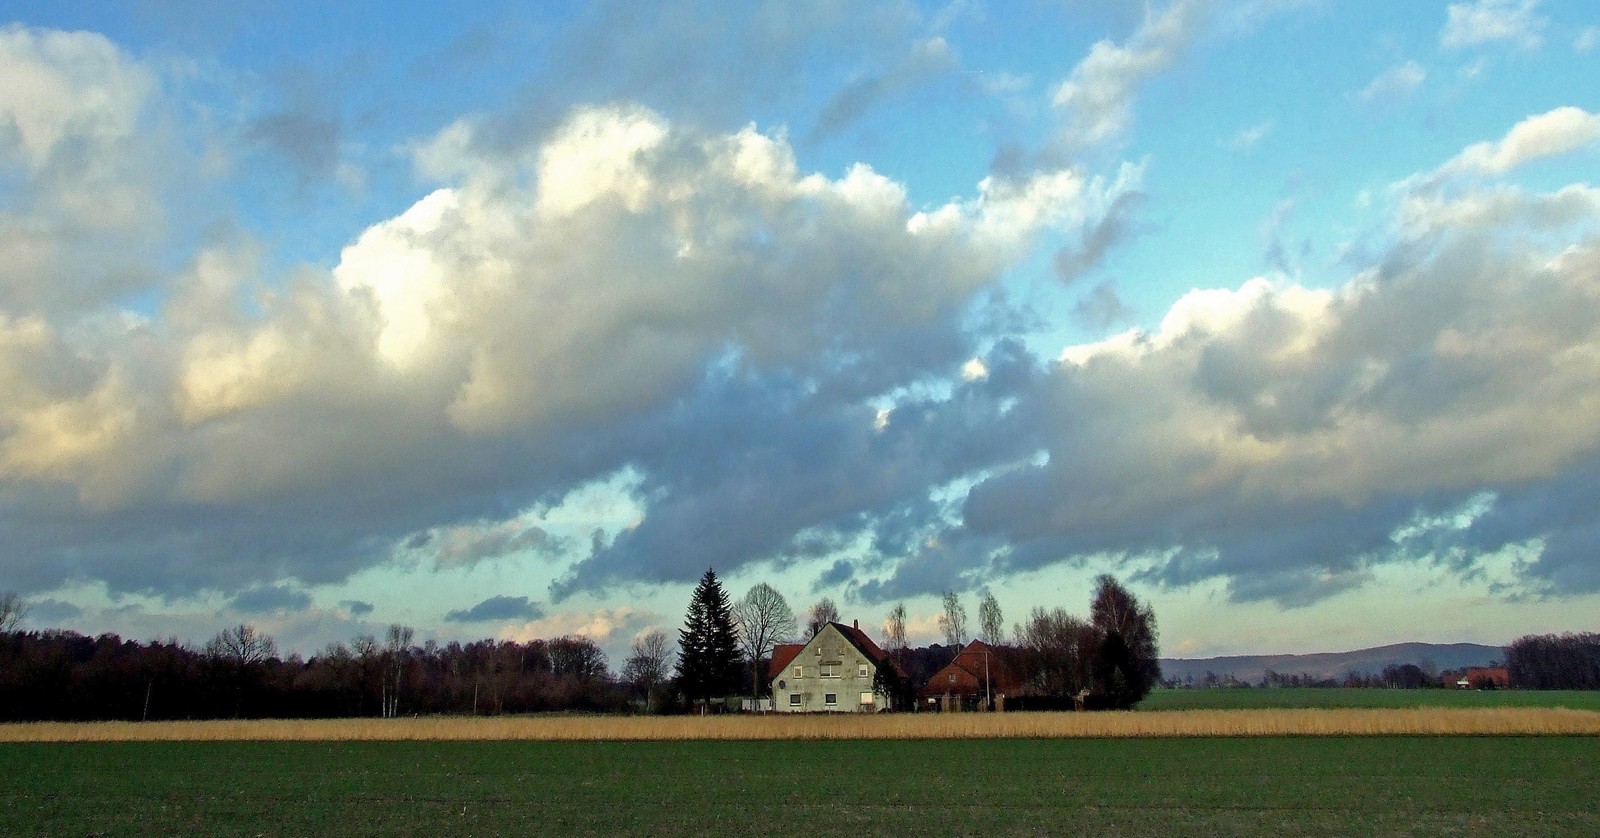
xmin=3 ymin=708 xmax=1599 ymax=742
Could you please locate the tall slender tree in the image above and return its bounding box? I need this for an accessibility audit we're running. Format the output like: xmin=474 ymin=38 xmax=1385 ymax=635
xmin=978 ymin=591 xmax=1004 ymax=645
xmin=882 ymin=603 xmax=908 ymax=653
xmin=938 ymin=591 xmax=967 ymax=648
xmin=676 ymin=568 xmax=742 ymax=706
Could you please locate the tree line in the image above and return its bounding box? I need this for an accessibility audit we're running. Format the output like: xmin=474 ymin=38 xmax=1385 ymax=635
xmin=0 ymin=624 xmax=623 ymax=722
xmin=1 ymin=573 xmax=1167 ymax=721
xmin=1505 ymin=633 xmax=1600 ymax=689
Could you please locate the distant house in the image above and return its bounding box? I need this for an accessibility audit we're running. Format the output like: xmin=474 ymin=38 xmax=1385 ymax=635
xmin=916 ymin=639 xmax=1023 ymax=711
xmin=769 ymin=621 xmax=899 ymax=712
xmin=1452 ymin=667 xmax=1510 ymax=689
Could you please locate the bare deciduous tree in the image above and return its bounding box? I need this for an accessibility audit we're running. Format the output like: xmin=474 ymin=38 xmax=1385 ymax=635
xmin=806 ymin=597 xmax=839 ymax=639
xmin=204 ymin=623 xmax=279 ymax=719
xmin=734 ymin=582 xmax=797 ymax=699
xmin=204 ymin=624 xmax=277 ymax=665
xmin=882 ymin=603 xmax=907 ymax=652
xmin=622 ymin=629 xmax=674 ymax=711
xmin=549 ymin=635 xmax=608 ymax=680
xmin=978 ymin=591 xmax=1004 ymax=645
xmin=0 ymin=591 xmax=27 ymax=633
xmin=938 ymin=591 xmax=967 ymax=648
xmin=1014 ymin=606 xmax=1096 ymax=697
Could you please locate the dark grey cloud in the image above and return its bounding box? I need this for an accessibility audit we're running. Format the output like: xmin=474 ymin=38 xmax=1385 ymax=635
xmin=247 ymin=108 xmax=341 ymax=185
xmin=444 ymin=595 xmax=543 ymax=624
xmin=1071 ymin=280 xmax=1136 ymax=329
xmin=807 ymin=37 xmax=958 ymax=145
xmin=25 ymin=598 xmax=83 ymax=626
xmin=1055 ymin=191 xmax=1147 ymax=282
xmin=230 ymin=584 xmax=312 ymax=614
xmin=340 ymin=599 xmax=374 ymax=616
xmin=551 ymin=340 xmax=1046 ymax=601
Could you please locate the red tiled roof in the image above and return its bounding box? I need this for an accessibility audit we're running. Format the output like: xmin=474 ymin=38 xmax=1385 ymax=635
xmin=833 ymin=621 xmax=890 ymax=666
xmin=768 ymin=643 xmax=805 ymax=680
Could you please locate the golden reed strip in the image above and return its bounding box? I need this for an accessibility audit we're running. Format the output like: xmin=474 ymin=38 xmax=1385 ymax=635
xmin=3 ymin=708 xmax=1599 ymax=742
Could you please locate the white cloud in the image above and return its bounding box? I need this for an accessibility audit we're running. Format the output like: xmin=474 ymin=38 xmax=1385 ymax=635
xmin=1441 ymin=0 xmax=1545 ymax=50
xmin=1432 ymin=106 xmax=1600 ymax=178
xmin=500 ymin=605 xmax=652 ymax=644
xmin=0 ymin=25 xmax=164 ymax=313
xmin=1051 ymin=0 xmax=1206 ymax=149
xmin=1356 ymin=61 xmax=1426 ymax=104
xmin=1229 ymin=120 xmax=1274 ymax=149
xmin=1576 ymin=26 xmax=1599 ymax=53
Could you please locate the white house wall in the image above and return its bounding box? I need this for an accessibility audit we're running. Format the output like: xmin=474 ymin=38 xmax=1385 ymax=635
xmin=772 ymin=624 xmax=886 ymax=712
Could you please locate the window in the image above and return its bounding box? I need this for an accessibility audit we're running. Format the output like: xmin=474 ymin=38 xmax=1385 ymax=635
xmin=860 ymin=692 xmax=875 ymax=705
xmin=948 ymin=674 xmax=957 ymax=684
xmin=858 ymin=664 xmax=869 ymax=678
xmin=793 ymin=665 xmax=803 ymax=678
xmin=819 ymin=663 xmax=839 ymax=678
xmin=824 ymin=693 xmax=838 ymax=707
xmin=789 ymin=693 xmax=801 ymax=707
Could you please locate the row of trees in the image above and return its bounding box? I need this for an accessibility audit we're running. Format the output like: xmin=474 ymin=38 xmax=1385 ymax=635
xmin=0 ymin=623 xmax=626 ymax=722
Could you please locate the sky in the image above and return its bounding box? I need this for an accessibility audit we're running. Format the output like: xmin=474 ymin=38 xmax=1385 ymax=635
xmin=2 ymin=0 xmax=1599 ymax=666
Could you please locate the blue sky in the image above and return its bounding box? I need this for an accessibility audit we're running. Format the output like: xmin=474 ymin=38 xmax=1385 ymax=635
xmin=3 ymin=0 xmax=1599 ymax=665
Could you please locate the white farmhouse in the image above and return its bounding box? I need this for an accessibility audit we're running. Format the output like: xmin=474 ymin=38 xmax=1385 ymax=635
xmin=768 ymin=620 xmax=899 ymax=712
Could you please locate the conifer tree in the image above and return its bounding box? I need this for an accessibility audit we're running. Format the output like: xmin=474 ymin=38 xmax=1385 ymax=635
xmin=676 ymin=568 xmax=743 ymax=705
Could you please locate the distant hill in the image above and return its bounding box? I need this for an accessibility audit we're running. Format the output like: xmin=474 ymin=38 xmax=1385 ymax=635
xmin=1160 ymin=642 xmax=1504 ymax=685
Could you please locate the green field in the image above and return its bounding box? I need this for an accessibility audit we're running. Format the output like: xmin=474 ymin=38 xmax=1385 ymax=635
xmin=4 ymin=737 xmax=1596 ymax=836
xmin=1139 ymin=687 xmax=1600 ymax=712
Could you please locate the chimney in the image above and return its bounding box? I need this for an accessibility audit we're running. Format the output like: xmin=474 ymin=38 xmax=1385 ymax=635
xmin=853 ymin=619 xmax=859 ymax=630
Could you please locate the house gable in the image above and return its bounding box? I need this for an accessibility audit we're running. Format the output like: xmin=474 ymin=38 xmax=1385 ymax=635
xmin=916 ymin=639 xmax=1022 ymax=703
xmin=770 ymin=621 xmax=895 ymax=712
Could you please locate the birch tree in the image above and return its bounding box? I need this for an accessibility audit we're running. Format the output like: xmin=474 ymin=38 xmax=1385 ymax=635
xmin=938 ymin=591 xmax=967 ymax=648
xmin=978 ymin=591 xmax=1004 ymax=645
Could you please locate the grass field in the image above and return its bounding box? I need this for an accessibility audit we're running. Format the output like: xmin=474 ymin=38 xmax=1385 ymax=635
xmin=1139 ymin=687 xmax=1600 ymax=712
xmin=3 ymin=737 xmax=1596 ymax=836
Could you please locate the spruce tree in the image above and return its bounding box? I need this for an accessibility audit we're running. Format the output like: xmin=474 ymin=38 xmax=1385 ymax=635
xmin=676 ymin=567 xmax=743 ymax=705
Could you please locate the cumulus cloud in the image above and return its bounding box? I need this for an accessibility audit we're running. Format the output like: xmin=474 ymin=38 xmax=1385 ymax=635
xmin=444 ymin=595 xmax=544 ymax=623
xmin=1441 ymin=0 xmax=1545 ymax=50
xmin=0 ymin=24 xmax=164 ymax=314
xmin=0 ymin=84 xmax=1118 ymax=604
xmin=930 ymin=164 xmax=1600 ymax=605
